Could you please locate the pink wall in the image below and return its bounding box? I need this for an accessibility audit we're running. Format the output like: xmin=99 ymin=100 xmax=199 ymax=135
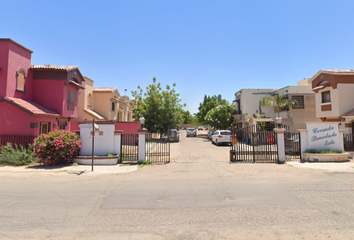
xmin=0 ymin=41 xmax=9 ymax=98
xmin=6 ymin=41 xmax=33 ymax=101
xmin=0 ymin=102 xmax=58 ymax=135
xmin=32 ymin=79 xmax=78 ymax=118
xmin=70 ymin=121 xmax=141 ymax=134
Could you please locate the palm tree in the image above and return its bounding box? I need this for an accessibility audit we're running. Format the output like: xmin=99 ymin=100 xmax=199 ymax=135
xmin=261 ymin=93 xmax=298 ymax=117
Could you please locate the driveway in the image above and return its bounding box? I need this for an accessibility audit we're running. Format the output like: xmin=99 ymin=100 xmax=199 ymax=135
xmin=1 ymin=130 xmax=354 ymax=239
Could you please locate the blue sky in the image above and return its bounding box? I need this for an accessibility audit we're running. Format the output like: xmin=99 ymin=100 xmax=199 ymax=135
xmin=2 ymin=0 xmax=354 ymax=114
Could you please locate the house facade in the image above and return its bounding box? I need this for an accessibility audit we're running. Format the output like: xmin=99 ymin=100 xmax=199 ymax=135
xmin=74 ymin=78 xmax=135 ymax=122
xmin=0 ymin=39 xmax=84 ymax=136
xmin=309 ymin=69 xmax=354 ymax=134
xmin=233 ymin=79 xmax=320 ymax=132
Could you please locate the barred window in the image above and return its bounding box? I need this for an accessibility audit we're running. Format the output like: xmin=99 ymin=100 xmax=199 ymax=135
xmin=16 ymin=68 xmax=27 ymax=92
xmin=292 ymin=95 xmax=304 ymax=109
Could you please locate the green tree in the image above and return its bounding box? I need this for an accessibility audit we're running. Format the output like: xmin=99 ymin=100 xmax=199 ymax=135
xmin=196 ymin=94 xmax=228 ymax=125
xmin=131 ymin=77 xmax=185 ymax=133
xmin=261 ymin=93 xmax=298 ymax=116
xmin=181 ymin=110 xmax=192 ymax=124
xmin=204 ymin=104 xmax=235 ymax=129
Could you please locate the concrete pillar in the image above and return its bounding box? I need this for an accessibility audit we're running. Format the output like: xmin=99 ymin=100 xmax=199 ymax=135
xmin=339 ymin=129 xmax=345 ymax=152
xmin=113 ymin=130 xmax=123 ymax=155
xmin=298 ymin=129 xmax=308 ymax=160
xmin=274 ymin=128 xmax=286 ymax=163
xmin=137 ymin=128 xmax=147 ymax=163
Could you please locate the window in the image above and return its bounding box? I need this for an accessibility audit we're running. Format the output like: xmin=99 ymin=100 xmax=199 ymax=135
xmin=40 ymin=122 xmax=51 ymax=134
xmin=16 ymin=68 xmax=27 ymax=92
xmin=111 ymin=102 xmax=115 ymax=111
xmin=292 ymin=95 xmax=304 ymax=109
xmin=59 ymin=122 xmax=67 ymax=130
xmin=67 ymin=89 xmax=75 ymax=111
xmin=87 ymin=94 xmax=92 ymax=108
xmin=321 ymin=91 xmax=331 ymax=103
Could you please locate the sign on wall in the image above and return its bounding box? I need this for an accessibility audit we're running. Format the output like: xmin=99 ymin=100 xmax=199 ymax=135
xmin=307 ymin=123 xmax=340 ymax=151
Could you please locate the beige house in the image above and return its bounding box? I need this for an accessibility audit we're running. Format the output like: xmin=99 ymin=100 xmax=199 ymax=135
xmin=309 ymin=69 xmax=354 ymax=134
xmin=234 ymin=79 xmax=320 ymax=132
xmin=275 ymin=79 xmax=321 ymax=131
xmin=74 ymin=77 xmax=135 ymax=122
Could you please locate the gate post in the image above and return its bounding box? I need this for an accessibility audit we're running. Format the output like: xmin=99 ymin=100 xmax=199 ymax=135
xmin=137 ymin=128 xmax=147 ymax=163
xmin=114 ymin=130 xmax=123 ymax=156
xmin=274 ymin=128 xmax=286 ymax=163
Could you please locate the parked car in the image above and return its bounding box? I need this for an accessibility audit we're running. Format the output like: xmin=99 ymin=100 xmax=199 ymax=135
xmin=285 ymin=135 xmax=299 ymax=151
xmin=207 ymin=130 xmax=215 ymax=139
xmin=186 ymin=128 xmax=197 ymax=137
xmin=211 ymin=130 xmax=232 ymax=146
xmin=198 ymin=126 xmax=203 ymax=130
xmin=162 ymin=129 xmax=179 ymax=142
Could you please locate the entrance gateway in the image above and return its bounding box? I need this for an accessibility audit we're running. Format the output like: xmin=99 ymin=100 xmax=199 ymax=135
xmin=120 ymin=132 xmax=170 ymax=164
xmin=230 ymin=124 xmax=301 ymax=163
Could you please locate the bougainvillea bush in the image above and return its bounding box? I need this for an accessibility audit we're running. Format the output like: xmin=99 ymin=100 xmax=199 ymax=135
xmin=33 ymin=130 xmax=81 ymax=165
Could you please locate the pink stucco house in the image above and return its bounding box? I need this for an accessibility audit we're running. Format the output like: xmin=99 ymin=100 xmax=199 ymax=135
xmin=0 ymin=39 xmax=85 ymax=137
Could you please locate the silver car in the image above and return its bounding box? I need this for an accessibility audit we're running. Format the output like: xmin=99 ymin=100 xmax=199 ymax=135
xmin=211 ymin=130 xmax=232 ymax=146
xmin=186 ymin=128 xmax=197 ymax=137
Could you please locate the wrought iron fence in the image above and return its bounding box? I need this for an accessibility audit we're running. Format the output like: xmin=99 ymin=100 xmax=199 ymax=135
xmin=230 ymin=127 xmax=278 ymax=163
xmin=145 ymin=133 xmax=170 ymax=164
xmin=0 ymin=135 xmax=37 ymax=149
xmin=284 ymin=132 xmax=301 ymax=162
xmin=344 ymin=134 xmax=354 ymax=152
xmin=119 ymin=134 xmax=139 ymax=163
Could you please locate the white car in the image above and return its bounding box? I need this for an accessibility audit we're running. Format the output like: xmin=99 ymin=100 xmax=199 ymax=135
xmin=186 ymin=128 xmax=197 ymax=137
xmin=211 ymin=130 xmax=232 ymax=146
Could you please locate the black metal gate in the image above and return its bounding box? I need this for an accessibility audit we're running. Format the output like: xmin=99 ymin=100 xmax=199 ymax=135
xmin=145 ymin=133 xmax=170 ymax=164
xmin=230 ymin=125 xmax=278 ymax=163
xmin=344 ymin=134 xmax=354 ymax=152
xmin=119 ymin=134 xmax=139 ymax=163
xmin=284 ymin=132 xmax=302 ymax=162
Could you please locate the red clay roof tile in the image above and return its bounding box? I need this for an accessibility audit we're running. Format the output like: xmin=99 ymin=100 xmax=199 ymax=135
xmin=93 ymin=87 xmax=117 ymax=92
xmin=30 ymin=65 xmax=78 ymax=71
xmin=1 ymin=97 xmax=60 ymax=117
xmin=342 ymin=108 xmax=354 ymax=117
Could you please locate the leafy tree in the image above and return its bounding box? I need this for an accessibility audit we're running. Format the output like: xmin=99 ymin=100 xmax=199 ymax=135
xmin=131 ymin=77 xmax=185 ymax=133
xmin=261 ymin=93 xmax=297 ymax=116
xmin=181 ymin=109 xmax=192 ymax=124
xmin=204 ymin=104 xmax=235 ymax=129
xmin=196 ymin=94 xmax=228 ymax=125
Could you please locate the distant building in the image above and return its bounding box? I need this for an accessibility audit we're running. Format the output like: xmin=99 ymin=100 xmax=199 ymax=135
xmin=74 ymin=77 xmax=135 ymax=122
xmin=233 ymin=79 xmax=320 ymax=131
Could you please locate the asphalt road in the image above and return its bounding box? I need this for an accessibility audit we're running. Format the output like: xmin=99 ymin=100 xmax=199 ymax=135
xmin=1 ymin=130 xmax=354 ymax=239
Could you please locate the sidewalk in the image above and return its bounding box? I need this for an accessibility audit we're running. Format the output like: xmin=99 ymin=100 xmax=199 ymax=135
xmin=0 ymin=164 xmax=138 ymax=175
xmin=287 ymin=161 xmax=354 ymax=172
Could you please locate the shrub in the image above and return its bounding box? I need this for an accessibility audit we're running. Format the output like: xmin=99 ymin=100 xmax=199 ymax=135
xmin=0 ymin=143 xmax=36 ymax=166
xmin=33 ymin=130 xmax=81 ymax=165
xmin=305 ymin=149 xmax=343 ymax=154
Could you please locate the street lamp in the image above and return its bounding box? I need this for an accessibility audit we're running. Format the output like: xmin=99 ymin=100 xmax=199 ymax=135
xmin=139 ymin=115 xmax=145 ymax=129
xmin=275 ymin=115 xmax=282 ymax=128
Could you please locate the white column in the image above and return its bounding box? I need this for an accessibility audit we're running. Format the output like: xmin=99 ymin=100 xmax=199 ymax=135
xmin=339 ymin=129 xmax=345 ymax=152
xmin=274 ymin=128 xmax=286 ymax=163
xmin=298 ymin=129 xmax=308 ymax=160
xmin=137 ymin=129 xmax=147 ymax=163
xmin=78 ymin=123 xmax=99 ymax=156
xmin=113 ymin=130 xmax=123 ymax=155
